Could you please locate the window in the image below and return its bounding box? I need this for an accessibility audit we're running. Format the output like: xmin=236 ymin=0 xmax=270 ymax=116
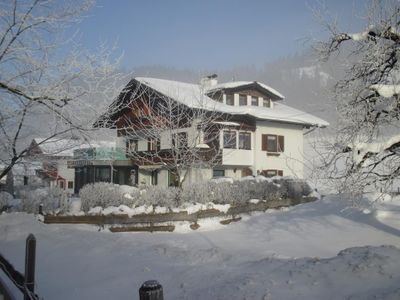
xmin=59 ymin=181 xmax=65 ymax=189
xmin=23 ymin=176 xmax=28 ymax=186
xmin=226 ymin=94 xmax=234 ymax=106
xmin=223 ymin=131 xmax=236 ymax=149
xmin=213 ymin=169 xmax=225 ymax=177
xmin=168 ymin=171 xmax=178 ymax=187
xmin=172 ymin=132 xmax=188 ymax=148
xmin=261 ymin=169 xmax=283 ymax=177
xmin=239 ymin=94 xmax=247 ymax=106
xmin=262 ymin=98 xmax=271 ymax=108
xmin=67 ymin=181 xmax=73 ymax=189
xmin=251 ymin=96 xmax=258 ymax=106
xmin=95 ymin=167 xmax=111 ymax=182
xmin=148 ymin=138 xmax=160 ymax=151
xmin=239 ymin=132 xmax=251 ymax=150
xmin=151 ymin=170 xmax=158 ymax=185
xmin=126 ymin=139 xmax=138 ymax=153
xmin=261 ymin=134 xmax=284 ymax=152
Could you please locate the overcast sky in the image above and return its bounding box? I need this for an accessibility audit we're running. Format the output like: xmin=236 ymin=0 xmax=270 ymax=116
xmin=71 ymin=0 xmax=367 ymax=70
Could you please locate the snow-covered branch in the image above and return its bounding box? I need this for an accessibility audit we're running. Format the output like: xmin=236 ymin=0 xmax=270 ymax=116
xmin=313 ymin=0 xmax=400 ymax=193
xmin=0 ymin=0 xmax=127 ymax=181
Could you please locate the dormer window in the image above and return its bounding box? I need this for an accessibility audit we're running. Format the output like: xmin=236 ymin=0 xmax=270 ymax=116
xmin=239 ymin=94 xmax=247 ymax=106
xmin=226 ymin=94 xmax=234 ymax=106
xmin=251 ymin=96 xmax=258 ymax=106
xmin=263 ymin=98 xmax=271 ymax=108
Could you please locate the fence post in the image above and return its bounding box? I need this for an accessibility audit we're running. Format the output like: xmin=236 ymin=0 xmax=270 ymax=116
xmin=139 ymin=280 xmax=163 ymax=300
xmin=38 ymin=204 xmax=43 ymax=216
xmin=24 ymin=234 xmax=36 ymax=300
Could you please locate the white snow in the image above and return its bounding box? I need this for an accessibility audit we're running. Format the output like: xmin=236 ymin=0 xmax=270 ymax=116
xmin=370 ymin=84 xmax=400 ymax=98
xmin=352 ymin=135 xmax=400 ymax=164
xmin=249 ymin=199 xmax=260 ymax=204
xmin=135 ymin=77 xmax=329 ymax=128
xmin=349 ymin=31 xmax=370 ymax=41
xmin=1 ymin=194 xmax=400 ymax=299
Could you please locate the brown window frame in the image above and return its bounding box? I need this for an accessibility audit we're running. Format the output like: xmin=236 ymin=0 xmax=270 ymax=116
xmin=262 ymin=98 xmax=271 ymax=108
xmin=261 ymin=134 xmax=284 ymax=152
xmin=251 ymin=96 xmax=258 ymax=106
xmin=226 ymin=94 xmax=234 ymax=106
xmin=239 ymin=94 xmax=247 ymax=106
xmin=261 ymin=169 xmax=283 ymax=177
xmin=67 ymin=181 xmax=73 ymax=189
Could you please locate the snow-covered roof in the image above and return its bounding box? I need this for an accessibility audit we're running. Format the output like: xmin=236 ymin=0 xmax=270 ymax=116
xmin=207 ymin=81 xmax=285 ymax=99
xmin=135 ymin=77 xmax=329 ymax=128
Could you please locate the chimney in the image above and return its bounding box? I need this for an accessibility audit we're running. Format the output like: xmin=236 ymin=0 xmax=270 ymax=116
xmin=200 ymin=74 xmax=218 ymax=88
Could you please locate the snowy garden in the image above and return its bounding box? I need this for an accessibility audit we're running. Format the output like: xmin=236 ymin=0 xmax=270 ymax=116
xmin=1 ymin=191 xmax=400 ymax=299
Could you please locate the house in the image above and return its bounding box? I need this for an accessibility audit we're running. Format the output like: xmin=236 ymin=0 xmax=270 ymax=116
xmin=26 ymin=138 xmax=80 ymax=194
xmin=96 ymin=75 xmax=328 ymax=187
xmin=67 ymin=141 xmax=135 ymax=194
xmin=25 ymin=138 xmax=136 ymax=194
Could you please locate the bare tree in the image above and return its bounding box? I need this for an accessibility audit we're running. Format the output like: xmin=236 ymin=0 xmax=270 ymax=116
xmin=313 ymin=0 xmax=400 ymax=193
xmin=0 ymin=0 xmax=126 ymax=181
xmin=103 ymin=80 xmax=235 ymax=188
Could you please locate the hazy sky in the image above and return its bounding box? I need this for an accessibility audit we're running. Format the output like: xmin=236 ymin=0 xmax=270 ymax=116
xmin=72 ymin=0 xmax=367 ymax=70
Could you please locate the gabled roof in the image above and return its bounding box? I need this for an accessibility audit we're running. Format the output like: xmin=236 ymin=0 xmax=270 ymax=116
xmin=206 ymin=81 xmax=285 ymax=100
xmin=133 ymin=77 xmax=329 ymax=128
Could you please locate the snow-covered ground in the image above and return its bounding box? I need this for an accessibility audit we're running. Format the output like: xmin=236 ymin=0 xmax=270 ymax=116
xmin=1 ymin=194 xmax=400 ymax=299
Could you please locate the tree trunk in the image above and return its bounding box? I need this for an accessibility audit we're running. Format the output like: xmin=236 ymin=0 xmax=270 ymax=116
xmin=5 ymin=168 xmax=14 ymax=196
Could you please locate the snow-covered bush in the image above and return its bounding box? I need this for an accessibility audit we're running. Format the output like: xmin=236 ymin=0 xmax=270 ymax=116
xmin=233 ymin=180 xmax=282 ymax=203
xmin=275 ymin=178 xmax=313 ymax=201
xmin=181 ymin=182 xmax=214 ymax=204
xmin=78 ymin=177 xmax=314 ymax=212
xmin=0 ymin=191 xmax=13 ymax=211
xmin=20 ymin=187 xmax=68 ymax=214
xmin=80 ymin=182 xmax=140 ymax=212
xmin=139 ymin=185 xmax=182 ymax=208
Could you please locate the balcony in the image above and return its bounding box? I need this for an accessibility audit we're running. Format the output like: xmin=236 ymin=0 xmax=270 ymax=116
xmin=222 ymin=149 xmax=253 ymax=166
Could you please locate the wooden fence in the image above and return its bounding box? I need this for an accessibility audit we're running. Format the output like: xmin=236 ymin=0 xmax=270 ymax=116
xmin=0 ymin=234 xmax=39 ymax=300
xmin=43 ymin=197 xmax=316 ymax=232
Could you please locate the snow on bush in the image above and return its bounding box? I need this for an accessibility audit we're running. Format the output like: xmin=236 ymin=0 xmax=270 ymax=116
xmin=0 ymin=191 xmax=13 ymax=211
xmin=273 ymin=178 xmax=313 ymax=201
xmin=78 ymin=177 xmax=314 ymax=213
xmin=19 ymin=187 xmax=68 ymax=214
xmin=139 ymin=185 xmax=182 ymax=208
xmin=80 ymin=182 xmax=140 ymax=212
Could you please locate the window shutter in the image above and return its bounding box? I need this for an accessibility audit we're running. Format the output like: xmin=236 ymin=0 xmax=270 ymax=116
xmin=278 ymin=135 xmax=285 ymax=152
xmin=262 ymin=134 xmax=267 ymax=151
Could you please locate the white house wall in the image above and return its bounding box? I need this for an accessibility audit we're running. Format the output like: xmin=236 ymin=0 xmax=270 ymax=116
xmin=222 ymin=149 xmax=253 ymax=166
xmin=57 ymin=159 xmax=75 ymax=194
xmin=182 ymin=167 xmax=212 ymax=187
xmin=254 ymin=120 xmax=304 ymax=178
